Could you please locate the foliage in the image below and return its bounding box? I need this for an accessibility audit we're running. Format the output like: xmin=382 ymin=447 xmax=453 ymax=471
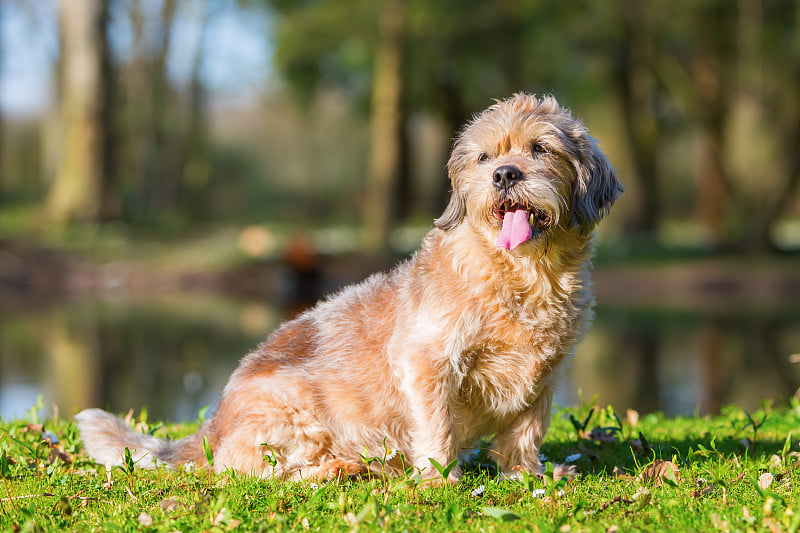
xmin=3 ymin=0 xmax=800 ymax=251
xmin=2 ymin=402 xmax=799 ymax=531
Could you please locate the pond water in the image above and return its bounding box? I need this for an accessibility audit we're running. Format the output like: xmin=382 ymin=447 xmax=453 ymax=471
xmin=1 ymin=290 xmax=799 ymax=421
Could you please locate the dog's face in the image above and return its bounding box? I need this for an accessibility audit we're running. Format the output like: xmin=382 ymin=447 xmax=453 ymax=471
xmin=436 ymin=94 xmax=623 ymax=252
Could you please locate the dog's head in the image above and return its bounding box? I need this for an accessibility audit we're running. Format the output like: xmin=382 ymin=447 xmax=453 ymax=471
xmin=435 ymin=94 xmax=623 ymax=252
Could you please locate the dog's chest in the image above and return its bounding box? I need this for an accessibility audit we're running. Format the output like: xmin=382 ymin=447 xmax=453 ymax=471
xmin=451 ymin=298 xmax=578 ymax=415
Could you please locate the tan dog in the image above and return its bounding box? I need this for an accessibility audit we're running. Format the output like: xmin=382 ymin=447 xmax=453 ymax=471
xmin=77 ymin=94 xmax=623 ymax=482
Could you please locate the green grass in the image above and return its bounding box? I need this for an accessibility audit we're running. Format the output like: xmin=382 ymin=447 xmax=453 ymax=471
xmin=2 ymin=399 xmax=799 ymax=532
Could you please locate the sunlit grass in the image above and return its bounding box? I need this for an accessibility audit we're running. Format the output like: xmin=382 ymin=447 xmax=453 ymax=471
xmin=2 ymin=398 xmax=799 ymax=531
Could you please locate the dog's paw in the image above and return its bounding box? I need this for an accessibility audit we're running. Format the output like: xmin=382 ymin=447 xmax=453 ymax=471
xmin=318 ymin=458 xmax=366 ymax=481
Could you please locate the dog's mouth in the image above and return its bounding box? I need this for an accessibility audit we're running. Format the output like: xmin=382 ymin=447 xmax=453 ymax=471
xmin=494 ymin=201 xmax=553 ymax=251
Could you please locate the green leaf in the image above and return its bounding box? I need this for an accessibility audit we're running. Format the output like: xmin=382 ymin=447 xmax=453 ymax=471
xmin=582 ymin=410 xmax=594 ymax=430
xmin=441 ymin=458 xmax=458 ymax=479
xmin=123 ymin=446 xmax=134 ymax=471
xmin=0 ymin=449 xmax=9 ymax=478
xmin=261 ymin=443 xmax=277 ymax=467
xmin=203 ymin=436 xmax=214 ymax=467
xmin=356 ymin=498 xmax=377 ymax=522
xmin=639 ymin=431 xmax=652 ymax=457
xmin=428 ymin=457 xmax=458 ymax=480
xmin=782 ymin=431 xmax=793 ymax=456
xmin=543 ymin=461 xmax=555 ymax=485
xmin=482 ymin=507 xmax=520 ymax=521
xmin=568 ymin=414 xmax=583 ymax=432
xmin=428 ymin=458 xmax=445 ymax=474
xmin=662 ymin=467 xmax=680 ymax=487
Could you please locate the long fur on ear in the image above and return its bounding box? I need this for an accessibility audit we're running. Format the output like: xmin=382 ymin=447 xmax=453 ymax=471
xmin=571 ymin=137 xmax=624 ymax=233
xmin=436 ymin=138 xmax=470 ymax=231
xmin=434 ymin=191 xmax=466 ymax=231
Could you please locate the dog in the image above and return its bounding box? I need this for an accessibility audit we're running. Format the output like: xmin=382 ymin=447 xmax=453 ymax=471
xmin=77 ymin=93 xmax=623 ymax=483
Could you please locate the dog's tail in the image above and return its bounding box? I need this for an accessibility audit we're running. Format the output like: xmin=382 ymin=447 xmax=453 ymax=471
xmin=75 ymin=408 xmax=208 ymax=469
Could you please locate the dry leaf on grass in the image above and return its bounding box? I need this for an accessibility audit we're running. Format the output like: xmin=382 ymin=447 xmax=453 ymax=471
xmin=611 ymin=466 xmax=633 ymax=481
xmin=210 ymin=506 xmax=229 ymax=526
xmin=758 ymin=472 xmax=774 ymax=490
xmin=626 ymin=409 xmax=640 ymax=427
xmin=640 ymin=460 xmax=680 ymax=486
xmin=692 ymin=484 xmax=717 ymax=498
xmin=138 ymin=512 xmax=152 ymax=526
xmin=629 ymin=439 xmax=646 ymax=454
xmin=160 ymin=499 xmax=184 ymax=512
xmin=588 ymin=426 xmax=618 ymax=444
xmin=48 ymin=444 xmax=73 ymax=465
xmin=631 ymin=488 xmax=652 ymax=511
xmin=788 ymin=451 xmax=800 ymax=469
xmin=24 ymin=423 xmax=44 ymax=434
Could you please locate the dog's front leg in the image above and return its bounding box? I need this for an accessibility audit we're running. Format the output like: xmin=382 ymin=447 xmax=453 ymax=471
xmin=491 ymin=383 xmax=555 ymax=476
xmin=396 ymin=350 xmax=460 ymax=484
xmin=493 ymin=387 xmax=551 ymax=478
xmin=493 ymin=383 xmax=577 ymax=481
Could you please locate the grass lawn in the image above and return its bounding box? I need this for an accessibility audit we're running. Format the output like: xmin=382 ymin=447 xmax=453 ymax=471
xmin=1 ymin=399 xmax=799 ymax=532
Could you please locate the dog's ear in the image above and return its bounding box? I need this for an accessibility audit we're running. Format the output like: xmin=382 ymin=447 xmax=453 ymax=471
xmin=436 ymin=140 xmax=470 ymax=231
xmin=571 ymin=137 xmax=624 ymax=233
xmin=434 ymin=191 xmax=466 ymax=231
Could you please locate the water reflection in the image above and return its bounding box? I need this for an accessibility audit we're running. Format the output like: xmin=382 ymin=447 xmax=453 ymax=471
xmin=565 ymin=307 xmax=800 ymax=416
xmin=0 ymin=295 xmax=278 ymax=421
xmin=1 ymin=294 xmax=798 ymax=420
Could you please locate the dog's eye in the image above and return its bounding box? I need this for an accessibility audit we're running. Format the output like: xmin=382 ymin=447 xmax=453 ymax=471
xmin=532 ymin=143 xmax=548 ymax=155
xmin=478 ymin=152 xmax=490 ymax=163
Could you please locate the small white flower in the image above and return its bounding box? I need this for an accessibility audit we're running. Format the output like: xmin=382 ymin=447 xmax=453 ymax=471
xmin=309 ymin=482 xmax=319 ymax=490
xmin=384 ymin=449 xmax=397 ymax=461
xmin=471 ymin=485 xmax=485 ymax=496
xmin=564 ymin=453 xmax=582 ymax=463
xmin=531 ymin=488 xmax=546 ymax=498
xmin=184 ymin=461 xmax=196 ymax=472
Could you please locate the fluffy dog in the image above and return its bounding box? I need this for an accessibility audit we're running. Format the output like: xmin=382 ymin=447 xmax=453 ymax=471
xmin=77 ymin=93 xmax=623 ymax=482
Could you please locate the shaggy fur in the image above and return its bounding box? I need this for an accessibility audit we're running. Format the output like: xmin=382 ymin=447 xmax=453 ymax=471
xmin=77 ymin=94 xmax=623 ymax=482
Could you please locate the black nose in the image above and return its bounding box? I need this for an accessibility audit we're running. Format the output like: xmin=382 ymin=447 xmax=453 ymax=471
xmin=492 ymin=165 xmax=523 ymax=189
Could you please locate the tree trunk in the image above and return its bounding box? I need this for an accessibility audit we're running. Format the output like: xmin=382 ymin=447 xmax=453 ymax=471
xmin=183 ymin=1 xmax=211 ymax=203
xmin=98 ymin=1 xmax=118 ymax=221
xmin=46 ymin=0 xmax=109 ymax=224
xmin=435 ymin=79 xmax=470 ymax=214
xmin=150 ymin=0 xmax=178 ymax=212
xmin=748 ymin=1 xmax=800 ymax=252
xmin=613 ymin=0 xmax=660 ymax=235
xmin=0 ymin=11 xmax=4 ymax=204
xmin=362 ymin=0 xmax=404 ymax=253
xmin=690 ymin=3 xmax=737 ymax=248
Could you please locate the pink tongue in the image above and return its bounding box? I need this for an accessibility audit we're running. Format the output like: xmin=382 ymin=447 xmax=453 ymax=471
xmin=497 ymin=209 xmax=532 ymax=250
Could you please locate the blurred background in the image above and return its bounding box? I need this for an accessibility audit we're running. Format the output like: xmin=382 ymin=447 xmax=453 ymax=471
xmin=0 ymin=0 xmax=799 ymax=421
